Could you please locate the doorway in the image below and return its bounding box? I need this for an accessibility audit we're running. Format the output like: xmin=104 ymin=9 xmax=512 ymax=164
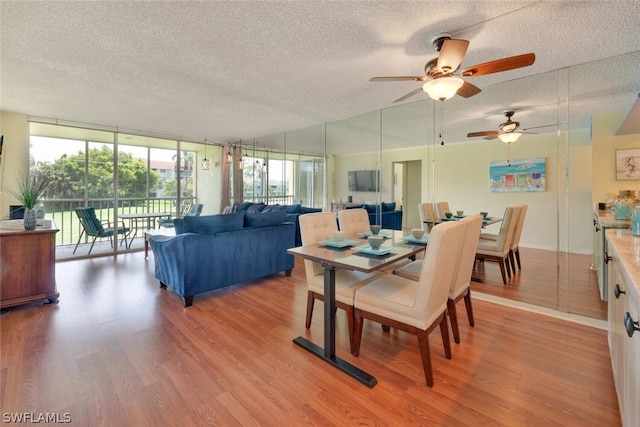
xmin=393 ymin=160 xmax=422 ymax=230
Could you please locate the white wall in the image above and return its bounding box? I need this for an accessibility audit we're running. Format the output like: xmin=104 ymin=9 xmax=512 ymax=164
xmin=0 ymin=112 xmax=30 ymax=218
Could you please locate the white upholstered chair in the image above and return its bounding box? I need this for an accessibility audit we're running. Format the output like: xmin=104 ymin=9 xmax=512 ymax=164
xmin=418 ymin=202 xmax=438 ymax=231
xmin=475 ymin=206 xmax=520 ymax=285
xmin=479 ymin=204 xmax=528 ymax=273
xmin=394 ymin=215 xmax=483 ymax=343
xmin=352 ymin=221 xmax=465 ymax=387
xmin=299 ymin=212 xmax=385 ymax=353
xmin=337 ymin=208 xmax=410 ymax=274
xmin=435 ymin=201 xmax=451 ymax=219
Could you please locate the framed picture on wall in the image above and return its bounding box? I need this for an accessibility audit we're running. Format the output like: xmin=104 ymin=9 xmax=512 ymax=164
xmin=615 ymin=148 xmax=640 ymax=180
xmin=489 ymin=157 xmax=546 ymax=192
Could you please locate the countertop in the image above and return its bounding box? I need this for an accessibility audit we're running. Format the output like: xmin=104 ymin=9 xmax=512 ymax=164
xmin=605 ymin=229 xmax=640 ymax=297
xmin=596 ymin=210 xmax=631 ymax=228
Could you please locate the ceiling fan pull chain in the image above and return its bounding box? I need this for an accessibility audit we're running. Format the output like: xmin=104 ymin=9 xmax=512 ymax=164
xmin=440 ymin=101 xmax=445 ymax=145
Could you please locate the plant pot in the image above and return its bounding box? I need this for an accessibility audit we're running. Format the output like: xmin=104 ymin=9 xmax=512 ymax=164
xmin=23 ymin=208 xmax=37 ymax=230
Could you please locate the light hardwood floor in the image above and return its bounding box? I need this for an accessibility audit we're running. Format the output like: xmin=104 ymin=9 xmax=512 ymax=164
xmin=0 ymin=251 xmax=620 ymax=426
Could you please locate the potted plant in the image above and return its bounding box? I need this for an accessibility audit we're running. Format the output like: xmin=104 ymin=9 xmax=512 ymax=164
xmin=7 ymin=169 xmax=56 ymax=230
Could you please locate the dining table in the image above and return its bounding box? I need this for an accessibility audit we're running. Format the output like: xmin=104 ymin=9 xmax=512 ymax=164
xmin=287 ymin=229 xmax=428 ymax=388
xmin=424 ymin=214 xmax=502 ymax=228
xmin=120 ymin=212 xmax=171 ymax=248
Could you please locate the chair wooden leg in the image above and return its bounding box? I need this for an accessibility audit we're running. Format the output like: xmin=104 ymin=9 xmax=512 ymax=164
xmin=504 ymin=255 xmax=512 ymax=278
xmin=497 ymin=259 xmax=508 ymax=284
xmin=305 ymin=291 xmax=315 ymax=329
xmin=447 ymin=299 xmax=460 ymax=344
xmin=463 ymin=289 xmax=475 ymax=327
xmin=416 ymin=329 xmax=434 ymax=387
xmin=352 ymin=308 xmax=365 ymax=357
xmin=509 ymin=250 xmax=516 ymax=273
xmin=515 ymin=247 xmax=521 ymax=270
xmin=439 ymin=314 xmax=452 ymax=360
xmin=344 ymin=305 xmax=356 ymax=355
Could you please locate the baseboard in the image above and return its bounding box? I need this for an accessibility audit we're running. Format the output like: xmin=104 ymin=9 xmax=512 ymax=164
xmin=473 ymin=292 xmax=607 ymax=330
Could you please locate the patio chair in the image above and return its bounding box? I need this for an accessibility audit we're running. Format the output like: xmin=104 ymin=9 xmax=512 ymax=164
xmin=159 ymin=202 xmax=203 ymax=228
xmin=73 ymin=207 xmax=131 ymax=255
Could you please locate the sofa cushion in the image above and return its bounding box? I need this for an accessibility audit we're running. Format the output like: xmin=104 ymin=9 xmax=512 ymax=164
xmin=382 ymin=202 xmax=396 ymax=212
xmin=285 ymin=204 xmax=303 ymax=214
xmin=244 ymin=210 xmax=286 ymax=228
xmin=182 ymin=212 xmax=245 ymax=234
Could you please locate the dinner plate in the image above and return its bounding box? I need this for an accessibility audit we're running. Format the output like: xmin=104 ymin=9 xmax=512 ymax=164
xmin=402 ymin=235 xmax=429 ymax=245
xmin=353 ymin=244 xmax=393 ymax=255
xmin=453 ymin=215 xmax=465 ymax=219
xmin=319 ymin=239 xmax=358 ymax=248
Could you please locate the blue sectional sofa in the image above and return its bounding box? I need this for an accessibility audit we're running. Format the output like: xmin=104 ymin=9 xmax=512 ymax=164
xmin=346 ymin=202 xmax=403 ymax=230
xmin=232 ymin=202 xmax=322 ymax=246
xmin=149 ymin=211 xmax=295 ymax=307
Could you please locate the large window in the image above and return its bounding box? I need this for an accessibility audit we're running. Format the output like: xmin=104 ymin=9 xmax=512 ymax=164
xmin=29 ymin=122 xmax=197 ymax=254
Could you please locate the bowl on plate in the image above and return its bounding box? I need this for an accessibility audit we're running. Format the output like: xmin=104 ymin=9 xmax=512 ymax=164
xmin=367 ymin=235 xmax=385 ymax=250
xmin=369 ymin=225 xmax=381 ymax=235
xmin=411 ymin=228 xmax=425 ymax=239
xmin=445 ymin=212 xmax=453 ymax=218
xmin=334 ymin=231 xmax=346 ymax=242
xmin=480 ymin=211 xmax=488 ymax=218
xmin=456 ymin=210 xmax=464 ymax=216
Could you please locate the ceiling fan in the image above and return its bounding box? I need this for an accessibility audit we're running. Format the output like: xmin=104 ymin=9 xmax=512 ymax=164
xmin=370 ymin=33 xmax=535 ymax=103
xmin=467 ymin=110 xmax=543 ymax=143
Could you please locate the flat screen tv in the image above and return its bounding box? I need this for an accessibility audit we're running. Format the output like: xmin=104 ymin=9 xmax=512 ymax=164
xmin=348 ymin=170 xmax=380 ymax=192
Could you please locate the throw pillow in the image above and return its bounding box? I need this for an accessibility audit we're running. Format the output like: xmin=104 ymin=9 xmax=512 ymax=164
xmin=244 ymin=211 xmax=286 ymax=228
xmin=246 ymin=203 xmax=266 ymax=213
xmin=363 ymin=204 xmax=379 ymax=214
xmin=382 ymin=202 xmax=396 ymax=212
xmin=183 ymin=212 xmax=244 ymax=234
xmin=263 ymin=204 xmax=287 ymax=213
xmin=233 ymin=202 xmax=252 ymax=212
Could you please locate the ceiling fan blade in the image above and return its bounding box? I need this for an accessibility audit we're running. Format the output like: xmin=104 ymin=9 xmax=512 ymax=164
xmin=393 ymin=87 xmax=424 ymax=103
xmin=460 ymin=53 xmax=536 ymax=77
xmin=467 ymin=131 xmax=499 ymax=138
xmin=521 ymin=123 xmax=557 ymax=132
xmin=437 ymin=39 xmax=469 ymax=73
xmin=456 ymin=81 xmax=481 ymax=98
xmin=370 ymin=76 xmax=427 ymax=82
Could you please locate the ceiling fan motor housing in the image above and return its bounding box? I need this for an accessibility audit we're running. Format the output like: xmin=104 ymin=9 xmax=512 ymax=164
xmin=431 ymin=33 xmax=452 ymax=52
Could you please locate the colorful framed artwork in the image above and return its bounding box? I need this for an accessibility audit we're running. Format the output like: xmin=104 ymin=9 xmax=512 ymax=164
xmin=489 ymin=157 xmax=546 ymax=192
xmin=616 ymin=148 xmax=640 ymax=180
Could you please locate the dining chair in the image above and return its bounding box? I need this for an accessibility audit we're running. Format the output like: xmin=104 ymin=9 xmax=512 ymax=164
xmin=418 ymin=202 xmax=438 ymax=231
xmin=299 ymin=212 xmax=385 ymax=353
xmin=435 ymin=201 xmax=451 ymax=219
xmin=73 ymin=207 xmax=130 ymax=255
xmin=337 ymin=208 xmax=410 ymax=274
xmin=352 ymin=221 xmax=465 ymax=387
xmin=475 ymin=206 xmax=519 ymax=285
xmin=394 ymin=215 xmax=483 ymax=343
xmin=479 ymin=204 xmax=527 ymax=273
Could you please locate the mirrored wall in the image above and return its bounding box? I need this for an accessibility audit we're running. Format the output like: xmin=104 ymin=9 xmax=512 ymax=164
xmin=253 ymin=50 xmax=639 ymax=320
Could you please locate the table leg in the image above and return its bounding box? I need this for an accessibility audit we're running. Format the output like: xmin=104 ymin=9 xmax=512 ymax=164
xmin=292 ymin=263 xmax=377 ymax=388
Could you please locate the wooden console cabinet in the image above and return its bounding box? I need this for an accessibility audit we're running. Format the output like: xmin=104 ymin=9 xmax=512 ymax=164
xmin=330 ymin=202 xmax=361 ymax=212
xmin=0 ymin=222 xmax=59 ymax=309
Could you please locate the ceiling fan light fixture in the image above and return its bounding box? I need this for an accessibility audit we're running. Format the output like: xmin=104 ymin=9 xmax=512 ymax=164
xmin=498 ymin=132 xmax=522 ymax=143
xmin=422 ymin=76 xmax=464 ymax=101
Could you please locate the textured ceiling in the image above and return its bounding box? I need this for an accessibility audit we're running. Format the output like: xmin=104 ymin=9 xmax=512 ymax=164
xmin=1 ymin=1 xmax=639 ymax=153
